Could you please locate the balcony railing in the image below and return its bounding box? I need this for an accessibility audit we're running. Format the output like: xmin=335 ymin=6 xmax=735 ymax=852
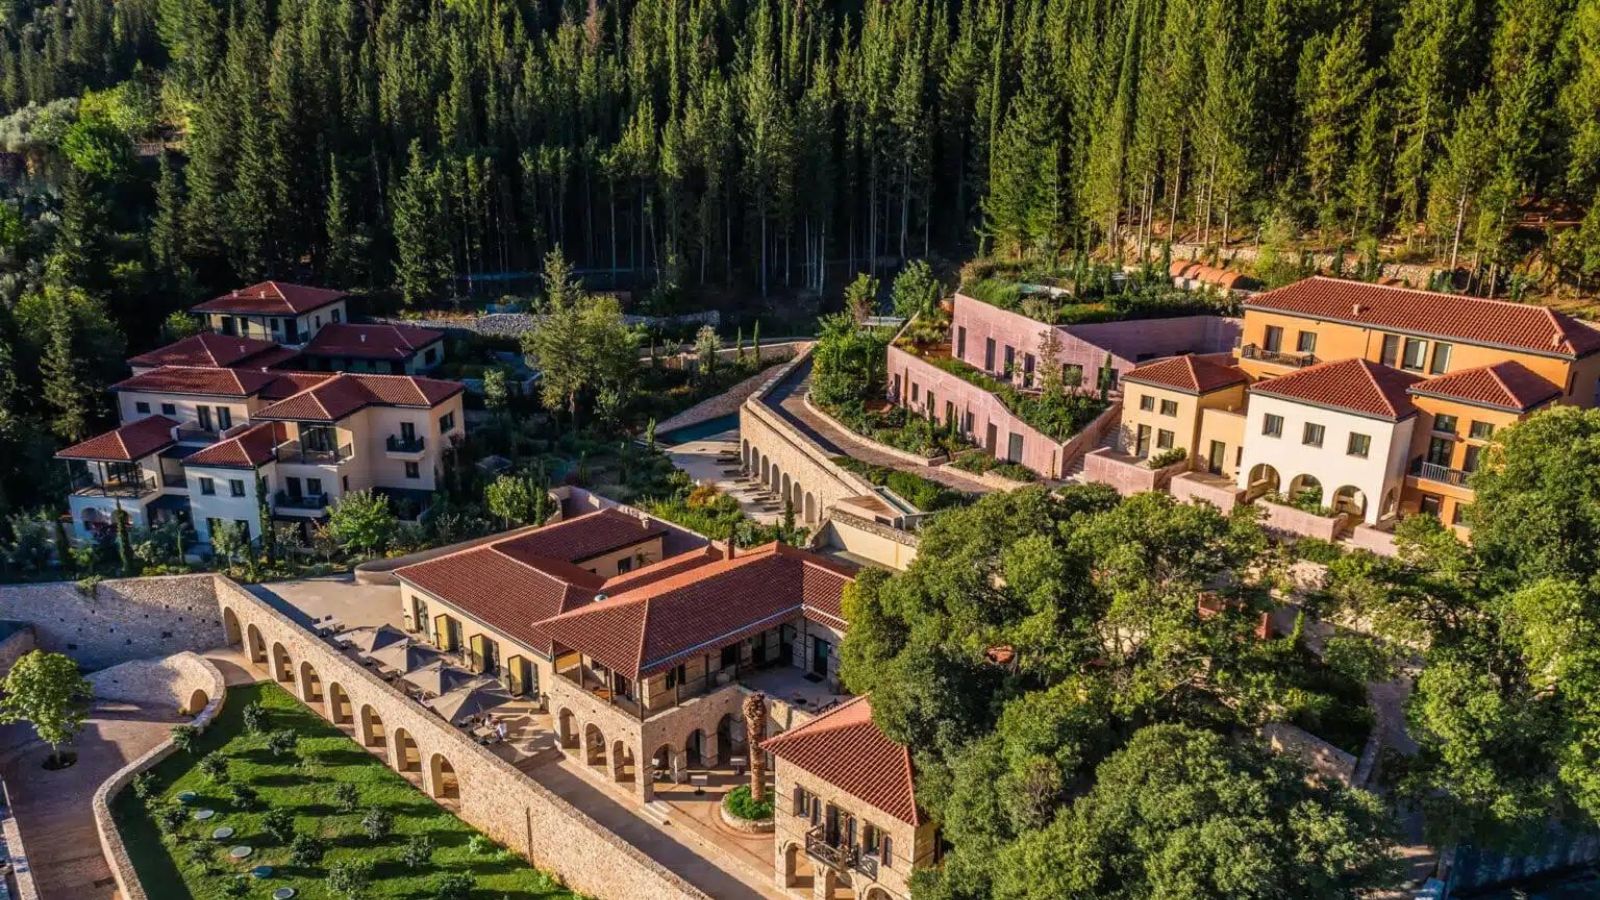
xmin=555 ymin=662 xmax=740 ymax=721
xmin=1240 ymin=344 xmax=1317 ymax=368
xmin=805 ymin=827 xmax=859 ymax=872
xmin=386 ymin=434 xmax=426 ymax=453
xmin=72 ymin=474 xmax=159 ymax=498
xmin=174 ymin=424 xmax=218 ymax=443
xmin=1410 ymin=458 xmax=1471 ymax=488
xmin=274 ymin=491 xmax=330 ymax=511
xmin=275 ymin=441 xmax=353 ymax=465
xmin=555 ymin=664 xmax=644 ymax=718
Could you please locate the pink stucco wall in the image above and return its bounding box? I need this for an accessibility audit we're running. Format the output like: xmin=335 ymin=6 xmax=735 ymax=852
xmin=948 ymin=294 xmax=1241 ymax=385
xmin=1082 ymin=448 xmax=1189 ymax=496
xmin=1260 ymin=501 xmax=1342 ymax=541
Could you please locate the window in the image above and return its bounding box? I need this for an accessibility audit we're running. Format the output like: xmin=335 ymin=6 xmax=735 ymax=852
xmin=984 ymin=338 xmax=996 ymax=371
xmin=306 ymin=477 xmax=323 ymax=496
xmin=956 ymin=326 xmax=967 ymax=358
xmin=196 ymin=405 xmax=213 ymax=432
xmin=1135 ymin=424 xmax=1152 ymax=457
xmin=1347 ymin=432 xmax=1371 ymax=458
xmin=617 ymin=556 xmax=632 ymax=574
xmin=1452 ymin=502 xmax=1468 ymax=526
xmin=881 ymin=834 xmax=893 ymax=867
xmin=199 ymin=477 xmax=215 ymax=496
xmin=1426 ymin=436 xmax=1453 ymax=466
xmin=135 ymin=401 xmax=151 ymax=414
xmin=864 ymin=823 xmax=880 ymax=856
xmin=911 ymin=383 xmax=920 ymax=403
xmin=1156 ymin=429 xmax=1174 ymax=450
xmin=720 ymin=644 xmax=739 ymax=669
xmin=405 ymin=461 xmax=420 ymax=479
xmin=1433 ymin=414 xmax=1458 ymax=435
xmin=1006 ymin=432 xmax=1024 ymax=463
xmin=1296 ymin=331 xmax=1317 ymax=353
xmin=1462 ymin=444 xmax=1483 ymax=474
xmin=1003 ymin=345 xmax=1015 ymax=376
xmin=792 ymin=785 xmax=808 ymax=816
xmin=1263 ymin=414 xmax=1284 ymax=437
xmin=1302 ymin=422 xmax=1325 ymax=447
xmin=665 ymin=664 xmax=686 ymax=689
xmin=217 ymin=407 xmax=232 ymax=430
xmin=1139 ymin=395 xmax=1155 ymax=411
xmin=161 ymin=402 xmax=176 ymax=416
xmin=423 ymin=347 xmax=438 ymax=365
xmin=1023 ymin=353 xmax=1036 ymax=387
xmin=1429 ymin=342 xmax=1452 ymax=374
xmin=229 ymin=479 xmax=245 ymax=497
xmin=439 ymin=412 xmax=456 ymax=432
xmin=1380 ymin=334 xmax=1400 ymax=367
xmin=1401 ymin=338 xmax=1427 ymax=371
xmin=331 ymin=308 xmax=342 ymax=323
xmin=1469 ymin=420 xmax=1494 ymax=440
xmin=1419 ymin=494 xmax=1442 ymax=517
xmin=1160 ymin=399 xmax=1178 ymax=416
xmin=341 ymin=475 xmax=349 ymax=491
xmin=1263 ymin=325 xmax=1284 ymax=352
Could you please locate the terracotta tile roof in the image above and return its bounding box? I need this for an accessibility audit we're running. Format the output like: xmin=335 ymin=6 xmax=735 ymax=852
xmin=1409 ymin=361 xmax=1563 ymax=412
xmin=186 ymin=422 xmax=288 ymax=468
xmin=261 ymin=372 xmax=335 ymax=400
xmin=600 ymin=545 xmax=722 ymax=593
xmin=762 ymin=696 xmax=920 ymax=825
xmin=252 ymin=373 xmax=464 ymax=421
xmin=495 ymin=509 xmax=669 ymax=567
xmin=1124 ymin=355 xmax=1248 ymax=394
xmin=1250 ymin=358 xmax=1422 ymax=420
xmin=191 ymin=281 xmax=347 ymax=315
xmin=1245 ymin=276 xmax=1600 ymax=358
xmin=300 ymin=323 xmax=445 ymax=361
xmin=533 ymin=544 xmax=855 ymax=678
xmin=112 ymin=365 xmax=279 ymax=398
xmin=56 ymin=416 xmax=179 ymax=461
xmin=395 ymin=543 xmax=600 ymax=656
xmin=127 ymin=333 xmax=284 ymax=370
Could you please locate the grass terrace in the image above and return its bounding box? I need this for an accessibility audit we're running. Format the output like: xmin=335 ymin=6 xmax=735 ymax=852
xmin=822 ymin=401 xmax=973 ymax=458
xmin=947 ymin=452 xmax=1040 ymax=483
xmin=907 ymin=351 xmax=1110 ymax=444
xmin=112 ymin=682 xmax=579 ymax=900
xmin=958 ymin=259 xmax=1239 ymax=325
xmin=831 ymin=457 xmax=975 ymax=512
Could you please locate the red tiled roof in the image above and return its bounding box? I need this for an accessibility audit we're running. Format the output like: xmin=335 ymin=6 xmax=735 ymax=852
xmin=600 ymin=545 xmax=722 ymax=593
xmin=300 ymin=323 xmax=444 ymax=361
xmin=533 ymin=544 xmax=855 ymax=678
xmin=495 ymin=509 xmax=668 ymax=567
xmin=191 ymin=282 xmax=347 ymax=315
xmin=395 ymin=544 xmax=600 ymax=657
xmin=762 ymin=696 xmax=920 ymax=825
xmin=1124 ymin=355 xmax=1248 ymax=394
xmin=252 ymin=373 xmax=464 ymax=421
xmin=186 ymin=422 xmax=287 ymax=468
xmin=1250 ymin=358 xmax=1422 ymax=420
xmin=112 ymin=366 xmax=279 ymax=398
xmin=127 ymin=333 xmax=284 ymax=370
xmin=1408 ymin=361 xmax=1563 ymax=412
xmin=261 ymin=372 xmax=334 ymax=400
xmin=1245 ymin=276 xmax=1600 ymax=358
xmin=56 ymin=416 xmax=178 ymax=461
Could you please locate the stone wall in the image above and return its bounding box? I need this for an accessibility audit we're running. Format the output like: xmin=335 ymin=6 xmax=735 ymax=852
xmin=1 ymin=771 xmax=41 ymax=900
xmin=87 ymin=653 xmax=221 ymax=715
xmin=0 ymin=575 xmax=225 ymax=671
xmin=813 ymin=512 xmax=919 ymax=572
xmin=1259 ymin=722 xmax=1358 ymax=786
xmin=1170 ymin=472 xmax=1243 ymax=514
xmin=0 ymin=620 xmax=36 ymax=678
xmin=91 ymin=651 xmax=227 ymax=900
xmin=211 ymin=577 xmax=710 ymax=900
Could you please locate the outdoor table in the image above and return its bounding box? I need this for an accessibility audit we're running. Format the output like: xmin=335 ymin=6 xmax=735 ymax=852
xmin=729 ymin=755 xmax=748 ymax=775
xmin=690 ymin=774 xmax=709 ymax=795
xmin=194 ymin=808 xmax=216 ymax=821
xmin=212 ymin=826 xmax=235 ymax=841
xmin=229 ymin=846 xmax=253 ymax=860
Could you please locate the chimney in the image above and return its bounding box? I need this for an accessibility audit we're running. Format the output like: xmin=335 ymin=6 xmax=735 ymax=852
xmin=1351 ymin=303 xmax=1363 ymax=316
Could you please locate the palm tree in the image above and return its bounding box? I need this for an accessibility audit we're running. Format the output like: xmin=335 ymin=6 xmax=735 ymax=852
xmin=742 ymin=691 xmax=768 ymax=803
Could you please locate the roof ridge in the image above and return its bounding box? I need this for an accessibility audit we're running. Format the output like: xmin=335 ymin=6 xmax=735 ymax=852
xmin=765 ymin=694 xmax=872 ymax=744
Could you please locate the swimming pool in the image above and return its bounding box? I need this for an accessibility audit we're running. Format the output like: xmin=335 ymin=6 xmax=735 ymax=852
xmin=656 ymin=413 xmax=740 ymax=446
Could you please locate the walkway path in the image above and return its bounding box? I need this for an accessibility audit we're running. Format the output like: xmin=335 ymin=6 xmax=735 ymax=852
xmin=761 ymin=357 xmax=995 ymax=496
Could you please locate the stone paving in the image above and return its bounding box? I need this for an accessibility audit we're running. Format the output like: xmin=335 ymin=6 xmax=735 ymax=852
xmin=245 ymin=575 xmax=403 ymax=633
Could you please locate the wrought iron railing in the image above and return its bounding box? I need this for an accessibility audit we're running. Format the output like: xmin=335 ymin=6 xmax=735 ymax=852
xmin=805 ymin=828 xmax=858 ymax=871
xmin=386 ymin=434 xmax=426 ymax=453
xmin=1410 ymin=458 xmax=1471 ymax=487
xmin=274 ymin=491 xmax=331 ymax=510
xmin=1239 ymin=344 xmax=1317 ymax=368
xmin=276 ymin=441 xmax=353 ymax=464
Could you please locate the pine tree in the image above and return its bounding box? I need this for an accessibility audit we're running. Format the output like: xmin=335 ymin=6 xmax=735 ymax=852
xmin=393 ymin=141 xmax=450 ymax=307
xmin=41 ymin=300 xmax=90 ymax=442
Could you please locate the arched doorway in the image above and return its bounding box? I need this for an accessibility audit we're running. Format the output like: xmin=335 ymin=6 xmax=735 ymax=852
xmin=781 ymin=472 xmax=792 ymax=501
xmin=1381 ymin=486 xmax=1400 ymax=519
xmin=1245 ymin=463 xmax=1281 ymax=500
xmin=790 ymin=482 xmax=803 ymax=516
xmin=781 ymin=841 xmax=815 ymax=890
xmin=428 ymin=753 xmax=459 ymax=800
xmin=359 ymin=705 xmax=386 ymax=748
xmin=326 ymin=682 xmax=353 ymax=725
xmin=1331 ymin=485 xmax=1367 ymax=520
xmin=299 ymin=661 xmax=323 ymax=705
xmin=392 ymin=728 xmax=421 ymax=774
xmin=584 ymin=723 xmax=608 ymax=771
xmin=684 ymin=728 xmax=706 ymax=769
xmin=556 ymin=708 xmax=578 ymax=749
xmin=651 ymin=743 xmax=677 ymax=782
xmin=741 ymin=440 xmax=751 ymax=471
xmin=715 ymin=713 xmax=739 ymax=765
xmin=182 ymin=688 xmax=210 ymax=716
xmin=270 ymin=642 xmax=293 ymax=684
xmin=245 ymin=624 xmax=267 ymax=665
xmin=804 ymin=492 xmax=817 ymax=524
xmin=222 ymin=608 xmax=241 ymax=646
xmin=612 ymin=740 xmax=634 ymax=784
xmin=1287 ymin=474 xmax=1323 ymax=507
xmin=760 ymin=457 xmax=770 ymax=484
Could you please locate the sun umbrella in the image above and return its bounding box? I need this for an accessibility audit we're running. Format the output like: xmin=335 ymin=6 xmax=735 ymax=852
xmin=427 ymin=682 xmax=515 ymax=721
xmin=401 ymin=661 xmax=491 ymax=696
xmin=367 ymin=639 xmax=442 ymax=673
xmin=337 ymin=624 xmax=410 ymax=654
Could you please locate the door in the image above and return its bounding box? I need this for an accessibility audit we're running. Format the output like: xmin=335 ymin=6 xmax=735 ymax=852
xmin=221 ymin=316 xmax=237 ymax=336
xmin=283 ymin=318 xmax=299 ymax=343
xmin=1208 ymin=440 xmax=1226 ymax=475
xmin=811 ymin=637 xmax=831 ymax=677
xmin=985 ymin=423 xmax=997 ymax=452
xmin=1007 ymin=433 xmax=1024 ymax=463
xmin=400 ymin=421 xmax=417 ymax=444
xmin=196 ymin=405 xmax=213 ymax=433
xmin=1426 ymin=436 xmax=1453 ymax=467
xmin=1136 ymin=425 xmax=1152 ymax=458
xmin=284 ymin=476 xmax=303 ymax=500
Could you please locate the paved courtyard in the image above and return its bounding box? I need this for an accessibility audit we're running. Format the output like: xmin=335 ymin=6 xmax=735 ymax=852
xmin=247 ymin=575 xmax=403 ymax=632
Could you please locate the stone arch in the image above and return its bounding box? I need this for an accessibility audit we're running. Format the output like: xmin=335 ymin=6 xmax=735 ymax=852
xmin=359 ymin=704 xmax=386 ymax=748
xmin=245 ymin=623 xmax=267 ymax=665
xmin=182 ymin=687 xmax=210 ymax=716
xmin=583 ymin=722 xmax=609 ymax=771
xmin=760 ymin=456 xmax=770 ymax=484
xmin=863 ymin=888 xmax=893 ymax=900
xmin=684 ymin=728 xmax=706 ymax=769
xmin=611 ymin=739 xmax=634 ymax=784
xmin=741 ymin=439 xmax=751 ymax=471
xmin=781 ymin=841 xmax=814 ymax=890
xmin=650 ymin=743 xmax=678 ymax=782
xmin=1245 ymin=463 xmax=1281 ymax=500
xmin=781 ymin=472 xmax=792 ymax=502
xmin=221 ymin=607 xmax=242 ymax=646
xmin=1380 ymin=486 xmax=1400 ymax=518
xmin=1331 ymin=485 xmax=1367 ymax=520
xmin=298 ymin=660 xmax=323 ymax=704
xmin=392 ymin=727 xmax=421 ymax=773
xmin=428 ymin=753 xmax=459 ymax=800
xmin=270 ymin=641 xmax=294 ymax=683
xmin=790 ymin=481 xmax=803 ymax=515
xmin=326 ymin=682 xmax=353 ymax=725
xmin=1287 ymin=473 xmax=1323 ymax=505
xmin=556 ymin=707 xmax=579 ymax=749
xmin=804 ymin=492 xmax=817 ymax=524
xmin=716 ymin=712 xmax=740 ymax=764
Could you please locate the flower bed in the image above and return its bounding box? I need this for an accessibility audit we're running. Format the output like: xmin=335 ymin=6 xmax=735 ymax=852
xmin=948 ymin=452 xmax=1039 ymax=483
xmin=817 ymin=399 xmax=970 ymax=458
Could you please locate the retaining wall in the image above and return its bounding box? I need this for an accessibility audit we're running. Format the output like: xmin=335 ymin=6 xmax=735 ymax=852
xmin=0 ymin=620 xmax=36 ymax=678
xmin=86 ymin=654 xmax=221 ymax=714
xmin=1260 ymin=721 xmax=1358 ymax=787
xmin=1082 ymin=448 xmax=1190 ymax=495
xmin=0 ymin=575 xmax=225 ymax=671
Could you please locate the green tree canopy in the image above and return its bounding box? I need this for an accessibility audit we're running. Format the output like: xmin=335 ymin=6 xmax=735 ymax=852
xmin=0 ymin=650 xmax=92 ymax=764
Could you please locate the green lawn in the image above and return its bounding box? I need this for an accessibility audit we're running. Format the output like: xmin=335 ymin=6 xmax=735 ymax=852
xmin=112 ymin=682 xmax=581 ymax=900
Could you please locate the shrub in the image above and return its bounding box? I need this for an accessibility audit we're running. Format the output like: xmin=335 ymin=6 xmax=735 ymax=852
xmin=170 ymin=724 xmax=198 ymax=754
xmin=266 ymin=729 xmax=299 ymax=758
xmin=435 ymin=872 xmax=475 ymax=900
xmin=155 ymin=802 xmax=186 ymax=834
xmin=722 ymin=784 xmax=774 ymax=821
xmin=468 ymin=833 xmax=495 ymax=855
xmin=227 ymin=783 xmax=259 ymax=810
xmin=332 ymin=782 xmax=360 ymax=812
xmin=361 ymin=806 xmax=393 ymax=841
xmin=402 ymin=833 xmax=435 ymax=869
xmin=327 ymin=859 xmax=374 ymax=898
xmin=242 ymin=701 xmax=268 ymax=734
xmin=262 ymin=808 xmax=295 ymax=844
xmin=131 ymin=771 xmax=154 ymax=802
xmin=1293 ymin=537 xmax=1345 ymax=565
xmin=222 ymin=876 xmax=250 ymax=897
xmin=289 ymin=833 xmax=327 ymax=866
xmin=1147 ymin=447 xmax=1188 ymax=469
xmin=198 ymin=753 xmax=229 ymax=784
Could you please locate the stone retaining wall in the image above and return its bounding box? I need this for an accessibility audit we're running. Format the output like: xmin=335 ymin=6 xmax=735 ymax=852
xmin=87 ymin=653 xmax=221 ymax=714
xmin=1 ymin=773 xmax=40 ymax=900
xmin=90 ymin=651 xmax=227 ymax=900
xmin=211 ymin=577 xmax=710 ymax=900
xmin=0 ymin=621 xmax=36 ymax=679
xmin=0 ymin=575 xmax=224 ymax=671
xmin=800 ymin=394 xmax=943 ymax=468
xmin=1260 ymin=722 xmax=1358 ymax=786
xmin=1259 ymin=501 xmax=1343 ymax=542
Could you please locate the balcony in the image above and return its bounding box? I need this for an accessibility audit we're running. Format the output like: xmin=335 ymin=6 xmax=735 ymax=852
xmin=174 ymin=424 xmax=219 ymax=443
xmin=554 ymin=663 xmax=644 ymax=718
xmin=554 ymin=657 xmax=741 ymax=721
xmin=385 ymin=434 xmax=426 ymax=458
xmin=274 ymin=491 xmax=330 ymax=512
xmin=275 ymin=440 xmax=353 ymax=465
xmin=71 ymin=474 xmax=159 ymax=498
xmin=1410 ymin=458 xmax=1471 ymax=488
xmin=1239 ymin=344 xmax=1317 ymax=369
xmin=805 ymin=827 xmax=859 ymax=872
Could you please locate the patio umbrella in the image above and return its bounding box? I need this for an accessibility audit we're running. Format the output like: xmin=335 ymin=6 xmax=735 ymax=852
xmin=367 ymin=640 xmax=442 ymax=673
xmin=427 ymin=682 xmax=515 ymax=721
xmin=337 ymin=624 xmax=410 ymax=654
xmin=401 ymin=661 xmax=490 ymax=696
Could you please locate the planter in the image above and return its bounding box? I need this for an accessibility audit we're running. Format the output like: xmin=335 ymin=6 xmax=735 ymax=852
xmin=719 ymin=800 xmax=775 ymax=834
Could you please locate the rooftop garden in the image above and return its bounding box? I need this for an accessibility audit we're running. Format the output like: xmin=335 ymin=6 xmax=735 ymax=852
xmin=957 ymin=257 xmax=1240 ymax=325
xmin=831 ymin=457 xmax=975 ymax=513
xmin=913 ymin=351 xmax=1110 ymax=444
xmin=946 ymin=451 xmax=1039 ymax=483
